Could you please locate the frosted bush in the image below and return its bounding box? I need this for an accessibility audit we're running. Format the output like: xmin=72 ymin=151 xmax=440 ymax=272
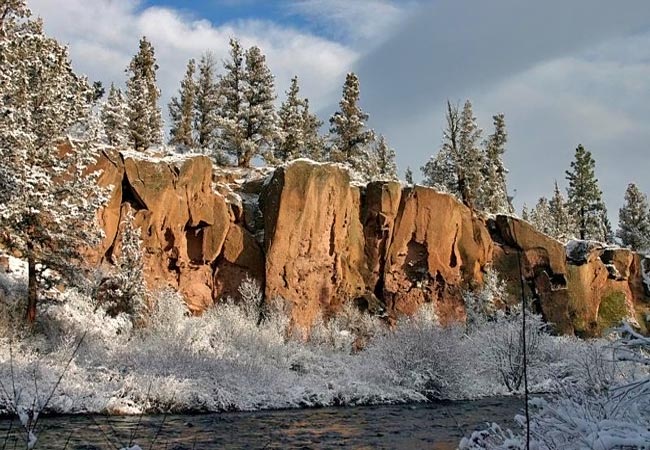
xmin=469 ymin=310 xmax=546 ymax=392
xmin=365 ymin=312 xmax=469 ymax=400
xmin=309 ymin=301 xmax=384 ymax=352
xmin=464 ymin=268 xmax=507 ymax=331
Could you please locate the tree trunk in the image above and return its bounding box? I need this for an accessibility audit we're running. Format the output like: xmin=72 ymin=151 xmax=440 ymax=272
xmin=26 ymin=243 xmax=37 ymax=324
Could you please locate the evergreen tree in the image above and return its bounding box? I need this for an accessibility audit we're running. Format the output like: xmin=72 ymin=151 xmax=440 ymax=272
xmin=126 ymin=36 xmax=162 ymax=150
xmin=421 ymin=100 xmax=460 ymax=194
xmin=0 ymin=0 xmax=106 ymax=322
xmin=328 ymin=72 xmax=375 ymax=175
xmin=530 ymin=197 xmax=552 ymax=236
xmin=617 ymin=183 xmax=650 ymax=251
xmin=276 ymin=76 xmax=305 ymax=162
xmin=239 ymin=45 xmax=278 ymax=166
xmin=482 ymin=113 xmax=512 ymax=213
xmin=301 ymin=98 xmax=324 ymax=161
xmin=457 ymin=99 xmax=484 ymax=208
xmin=405 ymin=167 xmax=414 ymax=185
xmin=194 ymin=52 xmax=220 ymax=155
xmin=565 ymin=145 xmax=609 ymax=241
xmin=101 ymin=83 xmax=130 ymax=147
xmin=521 ymin=204 xmax=530 ymax=222
xmin=548 ymin=181 xmax=572 ymax=241
xmin=217 ymin=38 xmax=245 ymax=163
xmin=168 ymin=58 xmax=197 ymax=148
xmin=372 ymin=134 xmax=398 ymax=181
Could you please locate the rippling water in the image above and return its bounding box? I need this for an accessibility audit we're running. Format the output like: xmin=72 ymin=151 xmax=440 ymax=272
xmin=0 ymin=397 xmax=523 ymax=449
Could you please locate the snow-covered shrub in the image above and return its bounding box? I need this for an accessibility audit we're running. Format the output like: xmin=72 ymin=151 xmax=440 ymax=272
xmin=309 ymin=301 xmax=384 ymax=352
xmin=97 ymin=213 xmax=147 ymax=320
xmin=364 ymin=309 xmax=469 ymax=400
xmin=461 ymin=323 xmax=650 ymax=450
xmin=464 ymin=269 xmax=508 ymax=331
xmin=469 ymin=309 xmax=546 ymax=392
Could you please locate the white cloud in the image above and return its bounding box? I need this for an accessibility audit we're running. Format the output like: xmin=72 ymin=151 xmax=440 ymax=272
xmin=29 ymin=0 xmax=357 ymax=119
xmin=286 ymin=0 xmax=416 ymax=47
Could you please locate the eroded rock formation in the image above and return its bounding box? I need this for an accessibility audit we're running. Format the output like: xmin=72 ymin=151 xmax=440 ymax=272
xmin=92 ymin=151 xmax=650 ymax=334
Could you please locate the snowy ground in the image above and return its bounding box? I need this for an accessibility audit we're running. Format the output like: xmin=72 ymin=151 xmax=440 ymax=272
xmin=1 ymin=255 xmax=648 ymax=449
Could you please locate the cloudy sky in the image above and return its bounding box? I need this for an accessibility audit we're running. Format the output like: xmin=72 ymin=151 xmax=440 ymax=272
xmin=29 ymin=0 xmax=650 ymax=223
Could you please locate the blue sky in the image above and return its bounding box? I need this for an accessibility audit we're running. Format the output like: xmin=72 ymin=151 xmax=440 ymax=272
xmin=28 ymin=0 xmax=650 ymax=224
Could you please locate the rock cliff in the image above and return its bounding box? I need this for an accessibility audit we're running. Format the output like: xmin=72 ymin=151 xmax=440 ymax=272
xmin=92 ymin=150 xmax=650 ymax=334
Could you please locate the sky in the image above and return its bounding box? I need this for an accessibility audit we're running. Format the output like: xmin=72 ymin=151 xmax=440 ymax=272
xmin=28 ymin=0 xmax=650 ymax=225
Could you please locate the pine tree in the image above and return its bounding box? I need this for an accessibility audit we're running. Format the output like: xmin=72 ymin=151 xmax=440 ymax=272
xmin=194 ymin=52 xmax=220 ymax=156
xmin=239 ymin=45 xmax=278 ymax=166
xmin=457 ymin=100 xmax=484 ymax=208
xmin=482 ymin=113 xmax=512 ymax=213
xmin=101 ymin=83 xmax=130 ymax=147
xmin=276 ymin=76 xmax=305 ymax=162
xmin=217 ymin=38 xmax=245 ymax=163
xmin=548 ymin=181 xmax=572 ymax=241
xmin=565 ymin=145 xmax=609 ymax=241
xmin=530 ymin=197 xmax=552 ymax=236
xmin=617 ymin=183 xmax=650 ymax=251
xmin=372 ymin=135 xmax=398 ymax=181
xmin=126 ymin=36 xmax=162 ymax=150
xmin=521 ymin=204 xmax=530 ymax=222
xmin=168 ymin=58 xmax=197 ymax=148
xmin=405 ymin=167 xmax=414 ymax=184
xmin=421 ymin=100 xmax=460 ymax=194
xmin=0 ymin=1 xmax=106 ymax=322
xmin=329 ymin=72 xmax=375 ymax=175
xmin=301 ymin=98 xmax=324 ymax=161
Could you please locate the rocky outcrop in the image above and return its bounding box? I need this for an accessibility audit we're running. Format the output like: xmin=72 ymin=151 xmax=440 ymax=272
xmin=262 ymin=161 xmax=367 ymax=329
xmin=382 ymin=186 xmax=492 ymax=323
xmin=90 ymin=151 xmax=649 ymax=334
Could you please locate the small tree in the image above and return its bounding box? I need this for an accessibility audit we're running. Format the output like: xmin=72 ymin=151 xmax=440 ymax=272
xmin=101 ymin=83 xmax=130 ymax=147
xmin=372 ymin=134 xmax=398 ymax=181
xmin=168 ymin=58 xmax=197 ymax=148
xmin=548 ymin=181 xmax=573 ymax=241
xmin=421 ymin=101 xmax=462 ymax=195
xmin=405 ymin=167 xmax=414 ymax=184
xmin=457 ymin=100 xmax=484 ymax=208
xmin=617 ymin=183 xmax=650 ymax=251
xmin=217 ymin=38 xmax=245 ymax=163
xmin=301 ymin=98 xmax=324 ymax=161
xmin=481 ymin=113 xmax=512 ymax=214
xmin=565 ymin=144 xmax=609 ymax=241
xmin=529 ymin=197 xmax=552 ymax=236
xmin=276 ymin=76 xmax=305 ymax=162
xmin=0 ymin=1 xmax=106 ymax=323
xmin=126 ymin=36 xmax=162 ymax=150
xmin=328 ymin=72 xmax=375 ymax=174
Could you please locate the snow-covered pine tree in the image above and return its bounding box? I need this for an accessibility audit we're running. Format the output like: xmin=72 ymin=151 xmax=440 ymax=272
xmin=239 ymin=45 xmax=278 ymax=167
xmin=521 ymin=204 xmax=530 ymax=221
xmin=0 ymin=0 xmax=106 ymax=322
xmin=217 ymin=38 xmax=246 ymax=165
xmin=328 ymin=72 xmax=375 ymax=176
xmin=617 ymin=183 xmax=650 ymax=251
xmin=194 ymin=52 xmax=221 ymax=157
xmin=168 ymin=58 xmax=197 ymax=148
xmin=126 ymin=36 xmax=162 ymax=150
xmin=457 ymin=100 xmax=484 ymax=209
xmin=421 ymin=100 xmax=460 ymax=194
xmin=529 ymin=197 xmax=552 ymax=236
xmin=302 ymin=98 xmax=324 ymax=161
xmin=276 ymin=76 xmax=305 ymax=162
xmin=481 ymin=113 xmax=512 ymax=214
xmin=565 ymin=144 xmax=609 ymax=241
xmin=101 ymin=83 xmax=130 ymax=147
xmin=405 ymin=167 xmax=414 ymax=184
xmin=548 ymin=180 xmax=572 ymax=241
xmin=373 ymin=135 xmax=398 ymax=181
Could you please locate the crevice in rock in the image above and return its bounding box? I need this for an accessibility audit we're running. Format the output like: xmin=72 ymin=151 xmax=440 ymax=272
xmin=449 ymin=225 xmax=459 ymax=268
xmin=121 ymin=174 xmax=146 ymax=211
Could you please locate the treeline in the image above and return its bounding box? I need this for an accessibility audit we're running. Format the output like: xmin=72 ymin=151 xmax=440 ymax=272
xmin=98 ymin=36 xmax=397 ymax=181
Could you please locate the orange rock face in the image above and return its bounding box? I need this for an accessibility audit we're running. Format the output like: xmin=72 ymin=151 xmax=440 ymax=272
xmin=262 ymin=161 xmax=367 ymax=329
xmin=90 ymin=152 xmax=649 ymax=335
